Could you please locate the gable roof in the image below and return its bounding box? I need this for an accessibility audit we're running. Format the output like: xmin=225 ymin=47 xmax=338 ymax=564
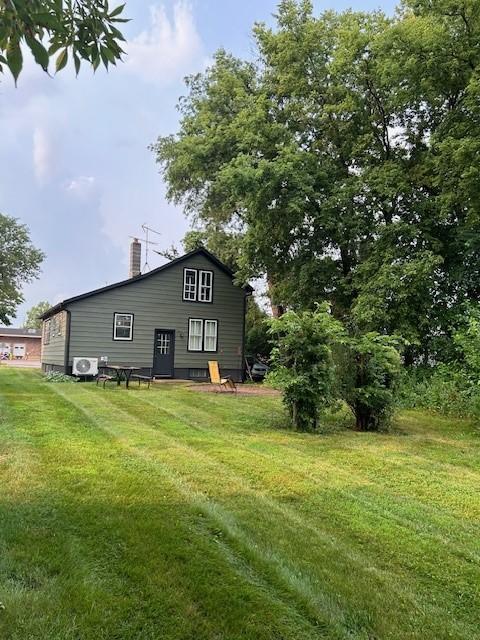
xmin=0 ymin=327 xmax=42 ymax=338
xmin=40 ymin=247 xmax=253 ymax=320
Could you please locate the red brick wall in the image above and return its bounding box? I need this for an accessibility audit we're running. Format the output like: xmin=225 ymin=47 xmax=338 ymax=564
xmin=0 ymin=337 xmax=41 ymax=360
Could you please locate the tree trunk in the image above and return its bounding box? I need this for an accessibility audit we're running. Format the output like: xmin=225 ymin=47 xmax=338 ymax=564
xmin=404 ymin=346 xmax=415 ymax=367
xmin=354 ymin=404 xmax=378 ymax=431
xmin=267 ymin=276 xmax=284 ymax=317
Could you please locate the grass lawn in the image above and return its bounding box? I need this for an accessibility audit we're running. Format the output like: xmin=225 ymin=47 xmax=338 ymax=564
xmin=0 ymin=369 xmax=479 ymax=640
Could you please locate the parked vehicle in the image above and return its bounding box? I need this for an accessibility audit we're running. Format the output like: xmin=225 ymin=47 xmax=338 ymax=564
xmin=246 ymin=356 xmax=270 ymax=381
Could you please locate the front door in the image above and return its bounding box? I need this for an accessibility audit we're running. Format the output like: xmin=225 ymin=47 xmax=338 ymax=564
xmin=153 ymin=329 xmax=175 ymax=377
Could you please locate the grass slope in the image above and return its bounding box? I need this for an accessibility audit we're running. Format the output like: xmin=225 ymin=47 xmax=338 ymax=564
xmin=0 ymin=368 xmax=479 ymax=639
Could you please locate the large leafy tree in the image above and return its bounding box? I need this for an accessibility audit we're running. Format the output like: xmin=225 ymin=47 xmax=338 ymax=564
xmin=153 ymin=0 xmax=480 ymax=361
xmin=24 ymin=300 xmax=51 ymax=329
xmin=0 ymin=214 xmax=44 ymax=325
xmin=0 ymin=0 xmax=128 ymax=83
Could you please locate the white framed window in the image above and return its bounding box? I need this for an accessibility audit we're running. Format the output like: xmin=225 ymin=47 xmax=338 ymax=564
xmin=43 ymin=319 xmax=51 ymax=345
xmin=183 ymin=269 xmax=198 ymax=301
xmin=199 ymin=270 xmax=213 ymax=302
xmin=188 ymin=319 xmax=203 ymax=351
xmin=204 ymin=320 xmax=218 ymax=351
xmin=113 ymin=313 xmax=134 ymax=341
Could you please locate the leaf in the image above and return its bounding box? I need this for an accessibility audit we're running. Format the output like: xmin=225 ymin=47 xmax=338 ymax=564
xmin=109 ymin=26 xmax=126 ymax=41
xmin=55 ymin=48 xmax=68 ymax=72
xmin=110 ymin=3 xmax=125 ymax=18
xmin=26 ymin=36 xmax=49 ymax=71
xmin=7 ymin=41 xmax=23 ymax=85
xmin=35 ymin=13 xmax=60 ymax=29
xmin=73 ymin=52 xmax=81 ymax=76
xmin=48 ymin=41 xmax=63 ymax=55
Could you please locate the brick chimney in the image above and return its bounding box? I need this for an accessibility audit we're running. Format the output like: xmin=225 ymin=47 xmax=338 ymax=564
xmin=129 ymin=238 xmax=141 ymax=278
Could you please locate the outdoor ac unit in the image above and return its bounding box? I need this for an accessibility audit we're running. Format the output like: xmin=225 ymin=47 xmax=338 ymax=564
xmin=72 ymin=357 xmax=98 ymax=376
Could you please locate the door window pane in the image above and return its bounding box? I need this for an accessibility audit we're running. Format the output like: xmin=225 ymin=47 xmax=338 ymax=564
xmin=156 ymin=333 xmax=170 ymax=354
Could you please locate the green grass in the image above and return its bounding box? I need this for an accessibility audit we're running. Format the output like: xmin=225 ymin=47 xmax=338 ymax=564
xmin=0 ymin=369 xmax=479 ymax=640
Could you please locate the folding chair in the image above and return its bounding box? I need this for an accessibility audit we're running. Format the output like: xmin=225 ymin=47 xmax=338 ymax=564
xmin=208 ymin=361 xmax=237 ymax=393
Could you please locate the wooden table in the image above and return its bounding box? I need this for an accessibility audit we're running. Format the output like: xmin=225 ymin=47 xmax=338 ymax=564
xmin=101 ymin=365 xmax=141 ymax=388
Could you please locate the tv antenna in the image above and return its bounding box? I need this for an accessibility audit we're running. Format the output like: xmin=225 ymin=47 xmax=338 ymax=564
xmin=129 ymin=224 xmax=161 ymax=273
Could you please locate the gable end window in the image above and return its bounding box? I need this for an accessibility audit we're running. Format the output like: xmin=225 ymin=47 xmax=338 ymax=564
xmin=188 ymin=318 xmax=218 ymax=352
xmin=183 ymin=269 xmax=197 ymax=301
xmin=199 ymin=270 xmax=213 ymax=302
xmin=113 ymin=313 xmax=134 ymax=341
xmin=183 ymin=268 xmax=213 ymax=303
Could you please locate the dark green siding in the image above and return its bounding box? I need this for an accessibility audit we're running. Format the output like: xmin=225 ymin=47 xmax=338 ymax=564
xmin=58 ymin=254 xmax=246 ymax=376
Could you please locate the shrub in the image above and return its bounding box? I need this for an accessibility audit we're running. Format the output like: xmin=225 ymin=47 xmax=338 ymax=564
xmin=266 ymin=303 xmax=343 ymax=431
xmin=399 ymin=365 xmax=480 ymax=420
xmin=337 ymin=333 xmax=402 ymax=431
xmin=454 ymin=304 xmax=480 ymax=377
xmin=43 ymin=371 xmax=78 ymax=383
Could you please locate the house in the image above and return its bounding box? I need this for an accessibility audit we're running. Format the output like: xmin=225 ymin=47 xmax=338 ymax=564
xmin=40 ymin=242 xmax=252 ymax=381
xmin=0 ymin=327 xmax=42 ymax=361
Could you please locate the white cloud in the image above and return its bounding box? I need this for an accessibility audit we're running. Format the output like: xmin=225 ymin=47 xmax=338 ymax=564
xmin=65 ymin=176 xmax=97 ymax=198
xmin=32 ymin=127 xmax=53 ymax=184
xmin=124 ymin=2 xmax=205 ymax=85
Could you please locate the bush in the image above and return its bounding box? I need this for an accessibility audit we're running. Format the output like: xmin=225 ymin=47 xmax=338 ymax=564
xmin=43 ymin=371 xmax=78 ymax=383
xmin=399 ymin=365 xmax=480 ymax=420
xmin=337 ymin=333 xmax=402 ymax=431
xmin=266 ymin=303 xmax=343 ymax=431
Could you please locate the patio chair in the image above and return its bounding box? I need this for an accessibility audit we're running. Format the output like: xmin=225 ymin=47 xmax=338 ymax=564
xmin=208 ymin=361 xmax=237 ymax=393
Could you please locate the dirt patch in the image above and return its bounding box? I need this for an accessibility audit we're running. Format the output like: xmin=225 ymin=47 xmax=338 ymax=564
xmin=188 ymin=383 xmax=281 ymax=397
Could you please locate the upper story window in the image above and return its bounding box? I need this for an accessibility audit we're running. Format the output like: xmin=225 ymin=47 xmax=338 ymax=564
xmin=199 ymin=270 xmax=213 ymax=302
xmin=183 ymin=268 xmax=213 ymax=303
xmin=113 ymin=313 xmax=134 ymax=341
xmin=183 ymin=269 xmax=197 ymax=301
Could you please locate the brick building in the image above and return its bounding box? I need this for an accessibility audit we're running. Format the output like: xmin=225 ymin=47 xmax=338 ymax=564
xmin=0 ymin=327 xmax=42 ymax=361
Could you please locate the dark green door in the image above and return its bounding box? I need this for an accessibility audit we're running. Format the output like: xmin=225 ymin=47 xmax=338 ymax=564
xmin=153 ymin=329 xmax=175 ymax=377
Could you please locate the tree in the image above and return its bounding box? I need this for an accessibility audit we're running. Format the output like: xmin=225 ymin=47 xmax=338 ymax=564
xmin=24 ymin=301 xmax=51 ymax=330
xmin=337 ymin=333 xmax=402 ymax=431
xmin=267 ymin=303 xmax=343 ymax=430
xmin=0 ymin=214 xmax=44 ymax=325
xmin=245 ymin=298 xmax=271 ymax=359
xmin=153 ymin=0 xmax=480 ymax=361
xmin=0 ymin=0 xmax=128 ymax=83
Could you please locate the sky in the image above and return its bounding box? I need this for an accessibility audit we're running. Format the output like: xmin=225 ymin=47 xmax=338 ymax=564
xmin=0 ymin=0 xmax=397 ymax=325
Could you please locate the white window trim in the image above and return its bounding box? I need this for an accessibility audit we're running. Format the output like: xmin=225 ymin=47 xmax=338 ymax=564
xmin=183 ymin=269 xmax=198 ymax=301
xmin=188 ymin=318 xmax=203 ymax=351
xmin=204 ymin=319 xmax=218 ymax=352
xmin=113 ymin=313 xmax=134 ymax=341
xmin=199 ymin=270 xmax=213 ymax=302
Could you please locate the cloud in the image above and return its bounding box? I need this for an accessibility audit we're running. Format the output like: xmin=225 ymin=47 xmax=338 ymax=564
xmin=65 ymin=176 xmax=97 ymax=198
xmin=32 ymin=127 xmax=53 ymax=184
xmin=124 ymin=2 xmax=205 ymax=85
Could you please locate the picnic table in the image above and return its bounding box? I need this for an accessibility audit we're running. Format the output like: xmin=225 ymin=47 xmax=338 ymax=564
xmin=100 ymin=365 xmax=141 ymax=388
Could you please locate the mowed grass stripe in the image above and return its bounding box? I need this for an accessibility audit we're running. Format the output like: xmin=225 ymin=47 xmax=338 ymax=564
xmin=52 ymin=388 xmax=480 ymax=636
xmin=0 ymin=370 xmax=327 ymax=640
xmin=51 ymin=382 xmax=372 ymax=639
xmin=92 ymin=383 xmax=480 ymax=564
